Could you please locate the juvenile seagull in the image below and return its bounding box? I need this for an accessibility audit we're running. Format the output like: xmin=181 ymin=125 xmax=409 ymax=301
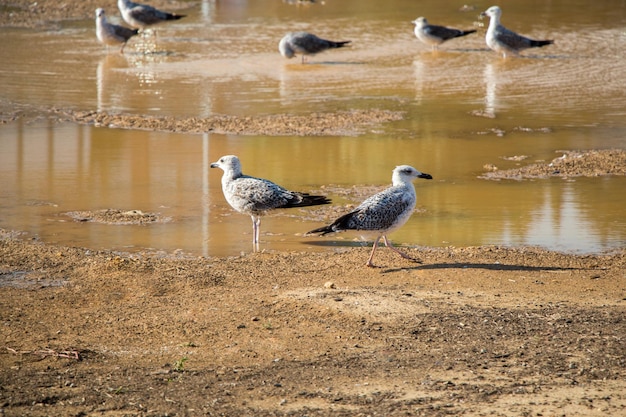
xmin=117 ymin=0 xmax=185 ymax=31
xmin=210 ymin=155 xmax=331 ymax=245
xmin=480 ymin=5 xmax=553 ymax=58
xmin=412 ymin=17 xmax=476 ymax=50
xmin=279 ymin=32 xmax=351 ymax=63
xmin=307 ymin=165 xmax=432 ymax=267
xmin=95 ymin=8 xmax=139 ymax=53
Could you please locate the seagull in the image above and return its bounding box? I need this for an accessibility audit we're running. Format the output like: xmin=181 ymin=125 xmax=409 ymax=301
xmin=307 ymin=165 xmax=432 ymax=267
xmin=412 ymin=17 xmax=476 ymax=50
xmin=95 ymin=8 xmax=139 ymax=53
xmin=117 ymin=0 xmax=185 ymax=31
xmin=210 ymin=155 xmax=331 ymax=245
xmin=279 ymin=32 xmax=351 ymax=63
xmin=480 ymin=5 xmax=553 ymax=57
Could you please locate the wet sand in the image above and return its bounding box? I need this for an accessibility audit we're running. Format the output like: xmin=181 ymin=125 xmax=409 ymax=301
xmin=1 ymin=2 xmax=626 ymax=416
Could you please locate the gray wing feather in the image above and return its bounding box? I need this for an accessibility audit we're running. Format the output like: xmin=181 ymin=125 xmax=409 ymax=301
xmin=425 ymin=25 xmax=463 ymax=41
xmin=129 ymin=6 xmax=172 ymax=25
xmin=112 ymin=24 xmax=139 ymax=41
xmin=496 ymin=25 xmax=534 ymax=50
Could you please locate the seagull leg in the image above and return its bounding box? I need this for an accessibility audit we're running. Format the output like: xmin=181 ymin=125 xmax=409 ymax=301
xmin=382 ymin=235 xmax=421 ymax=263
xmin=251 ymin=215 xmax=261 ymax=245
xmin=366 ymin=236 xmax=382 ymax=268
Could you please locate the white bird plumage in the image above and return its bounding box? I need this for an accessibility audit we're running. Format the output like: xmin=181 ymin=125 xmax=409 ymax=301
xmin=307 ymin=165 xmax=432 ymax=267
xmin=480 ymin=5 xmax=554 ymax=58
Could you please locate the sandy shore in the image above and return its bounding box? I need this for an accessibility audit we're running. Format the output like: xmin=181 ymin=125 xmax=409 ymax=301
xmin=2 ymin=231 xmax=625 ymax=416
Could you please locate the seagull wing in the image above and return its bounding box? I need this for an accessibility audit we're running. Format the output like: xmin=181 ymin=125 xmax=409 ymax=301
xmin=112 ymin=24 xmax=139 ymax=41
xmin=128 ymin=5 xmax=170 ymax=25
xmin=495 ymin=25 xmax=535 ymax=50
xmin=225 ymin=176 xmax=293 ymax=213
xmin=342 ymin=187 xmax=414 ymax=231
xmin=424 ymin=25 xmax=463 ymax=41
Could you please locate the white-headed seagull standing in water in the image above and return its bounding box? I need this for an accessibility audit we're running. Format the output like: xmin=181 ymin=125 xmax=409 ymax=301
xmin=95 ymin=8 xmax=139 ymax=53
xmin=480 ymin=5 xmax=553 ymax=58
xmin=211 ymin=155 xmax=331 ymax=246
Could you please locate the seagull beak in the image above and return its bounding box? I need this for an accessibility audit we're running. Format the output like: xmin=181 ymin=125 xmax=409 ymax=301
xmin=210 ymin=163 xmax=219 ymax=168
xmin=479 ymin=11 xmax=487 ymax=19
xmin=419 ymin=173 xmax=433 ymax=180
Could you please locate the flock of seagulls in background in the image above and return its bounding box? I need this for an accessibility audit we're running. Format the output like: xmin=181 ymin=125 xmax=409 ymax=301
xmin=95 ymin=2 xmax=554 ymax=60
xmin=93 ymin=2 xmax=554 ymax=265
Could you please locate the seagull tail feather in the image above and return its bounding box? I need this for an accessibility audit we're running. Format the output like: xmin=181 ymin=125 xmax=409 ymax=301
xmin=306 ymin=211 xmax=356 ymax=236
xmin=165 ymin=13 xmax=186 ymax=21
xmin=530 ymin=39 xmax=553 ymax=48
xmin=330 ymin=40 xmax=351 ymax=49
xmin=287 ymin=194 xmax=331 ymax=208
xmin=457 ymin=29 xmax=477 ymax=38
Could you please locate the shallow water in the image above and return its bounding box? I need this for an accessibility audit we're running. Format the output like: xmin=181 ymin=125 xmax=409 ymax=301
xmin=1 ymin=0 xmax=625 ymax=257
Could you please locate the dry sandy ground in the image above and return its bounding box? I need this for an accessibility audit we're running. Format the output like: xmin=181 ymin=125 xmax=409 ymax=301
xmin=2 ymin=2 xmax=626 ymax=416
xmin=1 ymin=232 xmax=625 ymax=417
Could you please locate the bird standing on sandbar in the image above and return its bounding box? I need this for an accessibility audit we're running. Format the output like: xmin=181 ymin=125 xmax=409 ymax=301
xmin=279 ymin=32 xmax=351 ymax=63
xmin=480 ymin=5 xmax=553 ymax=58
xmin=117 ymin=0 xmax=185 ymax=31
xmin=95 ymin=8 xmax=139 ymax=53
xmin=210 ymin=155 xmax=331 ymax=246
xmin=412 ymin=17 xmax=476 ymax=50
xmin=307 ymin=165 xmax=432 ymax=268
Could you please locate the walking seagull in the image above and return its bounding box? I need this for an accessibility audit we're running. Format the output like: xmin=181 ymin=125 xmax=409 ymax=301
xmin=307 ymin=165 xmax=432 ymax=267
xmin=480 ymin=5 xmax=553 ymax=58
xmin=95 ymin=8 xmax=139 ymax=53
xmin=117 ymin=0 xmax=185 ymax=31
xmin=412 ymin=17 xmax=476 ymax=50
xmin=210 ymin=155 xmax=331 ymax=245
xmin=279 ymin=32 xmax=351 ymax=63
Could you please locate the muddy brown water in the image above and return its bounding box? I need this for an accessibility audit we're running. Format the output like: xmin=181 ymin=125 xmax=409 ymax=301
xmin=0 ymin=0 xmax=625 ymax=257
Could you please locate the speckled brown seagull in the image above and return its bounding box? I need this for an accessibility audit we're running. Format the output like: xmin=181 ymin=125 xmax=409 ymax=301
xmin=412 ymin=17 xmax=476 ymax=50
xmin=210 ymin=155 xmax=331 ymax=245
xmin=480 ymin=5 xmax=553 ymax=58
xmin=307 ymin=165 xmax=432 ymax=267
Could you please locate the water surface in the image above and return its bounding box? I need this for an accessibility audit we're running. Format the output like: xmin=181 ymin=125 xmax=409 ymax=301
xmin=1 ymin=0 xmax=625 ymax=257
